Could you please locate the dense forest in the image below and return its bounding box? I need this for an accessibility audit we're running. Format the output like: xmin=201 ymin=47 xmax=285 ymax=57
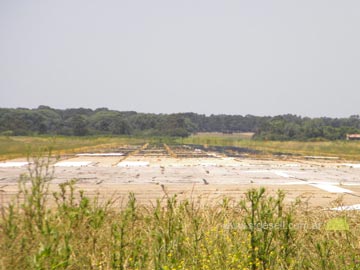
xmin=0 ymin=106 xmax=359 ymax=140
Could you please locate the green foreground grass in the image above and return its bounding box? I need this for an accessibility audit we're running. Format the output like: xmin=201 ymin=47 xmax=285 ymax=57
xmin=182 ymin=134 xmax=360 ymax=160
xmin=1 ymin=155 xmax=360 ymax=270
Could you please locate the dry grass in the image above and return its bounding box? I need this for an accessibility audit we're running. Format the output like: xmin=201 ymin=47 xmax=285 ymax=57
xmin=0 ymin=136 xmax=145 ymax=161
xmin=183 ymin=134 xmax=360 ymax=160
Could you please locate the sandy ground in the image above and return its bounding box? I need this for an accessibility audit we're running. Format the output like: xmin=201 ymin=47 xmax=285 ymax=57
xmin=1 ymin=145 xmax=360 ymax=209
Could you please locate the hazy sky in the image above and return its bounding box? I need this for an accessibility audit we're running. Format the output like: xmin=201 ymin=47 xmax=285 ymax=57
xmin=1 ymin=1 xmax=359 ymax=117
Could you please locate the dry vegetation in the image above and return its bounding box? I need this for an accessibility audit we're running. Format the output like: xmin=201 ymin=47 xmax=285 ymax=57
xmin=2 ymin=134 xmax=360 ymax=161
xmin=183 ymin=133 xmax=360 ymax=160
xmin=0 ymin=136 xmax=146 ymax=161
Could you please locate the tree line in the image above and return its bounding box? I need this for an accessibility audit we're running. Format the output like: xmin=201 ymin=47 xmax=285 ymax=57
xmin=0 ymin=106 xmax=359 ymax=140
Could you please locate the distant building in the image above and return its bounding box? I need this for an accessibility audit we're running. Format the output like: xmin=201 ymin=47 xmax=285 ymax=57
xmin=346 ymin=134 xmax=360 ymax=140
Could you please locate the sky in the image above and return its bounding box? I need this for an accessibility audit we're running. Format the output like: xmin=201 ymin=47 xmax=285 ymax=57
xmin=0 ymin=0 xmax=359 ymax=117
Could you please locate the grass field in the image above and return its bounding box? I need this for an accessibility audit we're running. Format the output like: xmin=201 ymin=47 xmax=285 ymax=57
xmin=182 ymin=133 xmax=360 ymax=160
xmin=0 ymin=136 xmax=147 ymax=161
xmin=2 ymin=134 xmax=360 ymax=161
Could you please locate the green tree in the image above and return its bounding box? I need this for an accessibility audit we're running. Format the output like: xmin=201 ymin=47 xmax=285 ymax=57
xmin=70 ymin=115 xmax=88 ymax=136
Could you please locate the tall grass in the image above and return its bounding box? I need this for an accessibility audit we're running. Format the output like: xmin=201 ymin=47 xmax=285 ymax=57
xmin=1 ymin=156 xmax=360 ymax=269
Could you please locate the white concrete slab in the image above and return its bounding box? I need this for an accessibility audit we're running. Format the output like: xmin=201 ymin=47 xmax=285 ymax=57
xmin=309 ymin=183 xmax=353 ymax=193
xmin=245 ymin=170 xmax=297 ymax=178
xmin=55 ymin=161 xmax=93 ymax=167
xmin=0 ymin=162 xmax=29 ymax=168
xmin=343 ymin=163 xmax=360 ymax=169
xmin=222 ymin=157 xmax=236 ymax=161
xmin=305 ymin=156 xmax=339 ymax=160
xmin=76 ymin=153 xmax=124 ymax=157
xmin=200 ymin=163 xmax=217 ymax=167
xmin=283 ymin=164 xmax=299 ymax=167
xmin=117 ymin=161 xmax=149 ymax=167
xmin=245 ymin=170 xmax=270 ymax=173
xmin=273 ymin=171 xmax=293 ymax=178
xmin=331 ymin=204 xmax=360 ymax=211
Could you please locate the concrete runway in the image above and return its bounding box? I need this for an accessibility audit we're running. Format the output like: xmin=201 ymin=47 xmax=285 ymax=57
xmin=1 ymin=147 xmax=360 ymax=208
